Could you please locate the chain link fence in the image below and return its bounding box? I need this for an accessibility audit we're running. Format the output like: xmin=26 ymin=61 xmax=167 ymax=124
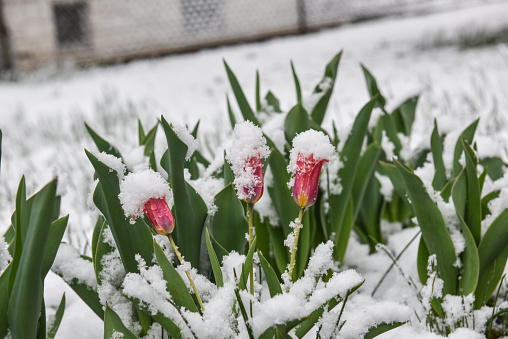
xmin=0 ymin=0 xmax=497 ymax=72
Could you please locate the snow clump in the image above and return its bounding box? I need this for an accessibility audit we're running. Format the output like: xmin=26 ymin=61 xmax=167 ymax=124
xmin=287 ymin=129 xmax=338 ymax=188
xmin=95 ymin=152 xmax=126 ymax=180
xmin=225 ymin=120 xmax=270 ymax=201
xmin=118 ymin=169 xmax=173 ymax=219
xmin=172 ymin=124 xmax=199 ymax=161
xmin=0 ymin=236 xmax=12 ymax=275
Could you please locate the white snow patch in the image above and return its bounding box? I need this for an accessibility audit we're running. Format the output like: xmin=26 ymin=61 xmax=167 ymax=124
xmin=95 ymin=152 xmax=126 ymax=180
xmin=52 ymin=243 xmax=97 ymax=289
xmin=171 ymin=124 xmax=199 ymax=161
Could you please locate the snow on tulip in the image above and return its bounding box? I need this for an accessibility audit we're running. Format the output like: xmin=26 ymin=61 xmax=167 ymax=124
xmin=225 ymin=120 xmax=270 ymax=203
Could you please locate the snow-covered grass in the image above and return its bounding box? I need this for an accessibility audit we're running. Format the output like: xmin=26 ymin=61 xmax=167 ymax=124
xmin=1 ymin=2 xmax=508 ymax=338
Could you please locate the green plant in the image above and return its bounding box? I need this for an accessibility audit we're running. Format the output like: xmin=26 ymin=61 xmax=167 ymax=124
xmin=0 ymin=128 xmax=69 ymax=339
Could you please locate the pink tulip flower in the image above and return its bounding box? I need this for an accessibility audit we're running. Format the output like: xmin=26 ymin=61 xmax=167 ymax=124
xmin=292 ymin=153 xmax=328 ymax=209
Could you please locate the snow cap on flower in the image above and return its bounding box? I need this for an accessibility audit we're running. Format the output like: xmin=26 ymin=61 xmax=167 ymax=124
xmin=226 ymin=120 xmax=271 ymax=203
xmin=119 ymin=169 xmax=173 ymax=218
xmin=287 ymin=130 xmax=337 ymax=208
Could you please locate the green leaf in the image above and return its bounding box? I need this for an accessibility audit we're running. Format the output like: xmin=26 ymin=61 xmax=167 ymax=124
xmin=461 ymin=139 xmax=482 ymax=245
xmin=393 ymin=96 xmax=418 ymax=136
xmin=284 ymin=103 xmax=310 ymax=144
xmin=290 ymin=61 xmax=302 ymax=103
xmin=8 ymin=180 xmax=57 ymax=339
xmin=361 ymin=63 xmax=386 ymax=108
xmin=452 ymin=119 xmax=479 ymax=177
xmin=476 ymin=209 xmax=508 ymax=308
xmin=127 ymin=296 xmax=182 ymax=338
xmin=234 ymin=288 xmax=255 ymax=339
xmin=84 ymin=123 xmax=122 ymax=159
xmin=94 ymin=221 xmax=114 ymax=286
xmin=9 ymin=176 xmax=28 ymax=296
xmin=481 ymin=191 xmax=499 ymax=218
xmin=223 ymin=60 xmax=260 ymax=126
xmin=0 ymin=265 xmax=12 ymax=338
xmin=104 ymin=305 xmax=138 ymax=339
xmin=456 ymin=213 xmax=479 ymax=295
xmin=258 ymin=250 xmax=282 ymax=297
xmin=380 ymin=113 xmax=403 ymax=155
xmin=364 ymin=321 xmax=407 ymax=339
xmin=160 ymin=118 xmax=208 ymax=268
xmin=54 ymin=273 xmax=103 ymax=319
xmin=154 ymin=240 xmax=199 ymax=313
xmin=86 ymin=150 xmax=154 ymax=274
xmin=265 ymin=91 xmax=282 ymax=113
xmin=47 ymin=293 xmax=66 ymax=339
xmin=378 ymin=161 xmax=413 ymax=212
xmin=330 ymin=99 xmax=375 ymax=262
xmin=416 ymin=237 xmax=430 ymax=288
xmin=223 ymin=150 xmax=234 ymax=186
xmin=91 ymin=215 xmax=106 ymax=270
xmin=137 ymin=119 xmax=146 ymax=144
xmin=42 ymin=216 xmax=69 ymax=278
xmin=352 ymin=142 xmax=381 ymax=219
xmin=239 ymin=237 xmax=257 ymax=291
xmin=205 ymin=228 xmax=224 ymax=287
xmin=431 ymin=119 xmax=447 ymax=191
xmin=267 ymin=225 xmax=289 ymax=275
xmin=295 ymin=297 xmax=342 ymax=338
xmin=295 ymin=207 xmax=312 ymax=279
xmin=311 ymin=51 xmax=342 ymax=125
xmin=209 ymin=184 xmax=248 ymax=262
xmin=480 ymin=157 xmax=506 ymax=181
xmin=256 ymin=70 xmax=262 ymax=112
xmin=267 ymin=148 xmax=299 ymax=237
xmin=334 ymin=196 xmax=354 ymax=262
xmin=395 ymin=160 xmax=458 ymax=295
xmin=226 ymin=95 xmax=237 ymax=129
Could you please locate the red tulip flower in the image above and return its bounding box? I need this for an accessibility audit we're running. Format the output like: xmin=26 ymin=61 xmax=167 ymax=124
xmin=143 ymin=197 xmax=175 ymax=235
xmin=292 ymin=153 xmax=328 ymax=209
xmin=241 ymin=154 xmax=264 ymax=204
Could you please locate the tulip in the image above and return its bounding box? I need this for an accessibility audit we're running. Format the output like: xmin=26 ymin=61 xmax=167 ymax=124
xmin=242 ymin=154 xmax=264 ymax=204
xmin=292 ymin=153 xmax=329 ymax=209
xmin=143 ymin=197 xmax=175 ymax=235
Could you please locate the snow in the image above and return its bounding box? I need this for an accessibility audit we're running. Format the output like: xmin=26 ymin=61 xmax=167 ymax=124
xmin=95 ymin=152 xmax=126 ymax=180
xmin=287 ymin=129 xmax=337 ymax=182
xmin=225 ymin=120 xmax=271 ymax=202
xmin=118 ymin=169 xmax=173 ymax=218
xmin=52 ymin=243 xmax=97 ymax=289
xmin=0 ymin=236 xmax=11 ymax=275
xmin=171 ymin=124 xmax=199 ymax=161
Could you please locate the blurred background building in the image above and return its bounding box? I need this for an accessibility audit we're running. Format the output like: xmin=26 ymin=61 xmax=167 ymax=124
xmin=0 ymin=0 xmax=496 ymax=72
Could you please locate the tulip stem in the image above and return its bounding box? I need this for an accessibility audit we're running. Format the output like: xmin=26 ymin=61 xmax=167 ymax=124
xmin=167 ymin=234 xmax=205 ymax=312
xmin=288 ymin=207 xmax=304 ymax=285
xmin=248 ymin=203 xmax=255 ymax=296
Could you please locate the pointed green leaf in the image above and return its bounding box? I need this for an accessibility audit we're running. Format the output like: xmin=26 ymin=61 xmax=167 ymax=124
xmin=394 ymin=96 xmax=418 ymax=136
xmin=476 ymin=209 xmax=508 ymax=308
xmin=361 ymin=63 xmax=386 ymax=108
xmin=91 ymin=215 xmax=106 ymax=269
xmin=86 ymin=150 xmax=154 ymax=274
xmin=352 ymin=142 xmax=381 ymax=219
xmin=452 ymin=119 xmax=479 ymax=177
xmin=417 ymin=237 xmax=430 ymax=285
xmin=8 ymin=180 xmax=57 ymax=339
xmin=206 ymin=228 xmax=223 ymax=287
xmin=265 ymin=91 xmax=281 ymax=113
xmin=160 ymin=117 xmax=208 ymax=268
xmin=104 ymin=305 xmax=138 ymax=339
xmin=47 ymin=293 xmax=66 ymax=339
xmin=0 ymin=265 xmax=12 ymax=338
xmin=395 ymin=160 xmax=458 ymax=295
xmin=311 ymin=52 xmax=342 ymax=125
xmin=42 ymin=215 xmax=69 ymax=278
xmin=334 ymin=196 xmax=354 ymax=263
xmin=234 ymin=288 xmax=255 ymax=339
xmin=223 ymin=60 xmax=260 ymax=126
xmin=330 ymin=99 xmax=375 ymax=262
xmin=431 ymin=119 xmax=447 ymax=190
xmin=209 ymin=184 xmax=248 ymax=262
xmin=9 ymin=176 xmax=28 ymax=296
xmin=267 ymin=149 xmax=299 ymax=237
xmin=258 ymin=250 xmax=282 ymax=297
xmin=480 ymin=157 xmax=506 ymax=181
xmin=456 ymin=213 xmax=479 ymax=295
xmin=284 ymin=103 xmax=310 ymax=143
xmin=154 ymin=240 xmax=199 ymax=313
xmin=84 ymin=123 xmax=122 ymax=159
xmin=378 ymin=161 xmax=413 ymax=212
xmin=137 ymin=119 xmax=145 ymax=144
xmin=256 ymin=70 xmax=262 ymax=112
xmin=462 ymin=139 xmax=481 ymax=245
xmin=227 ymin=95 xmax=237 ymax=129
xmin=290 ymin=61 xmax=302 ymax=103
xmin=364 ymin=321 xmax=407 ymax=339
xmin=239 ymin=237 xmax=257 ymax=291
xmin=223 ymin=150 xmax=234 ymax=186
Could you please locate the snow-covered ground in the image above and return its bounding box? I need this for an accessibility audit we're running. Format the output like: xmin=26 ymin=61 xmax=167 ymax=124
xmin=1 ymin=1 xmax=508 ymax=338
